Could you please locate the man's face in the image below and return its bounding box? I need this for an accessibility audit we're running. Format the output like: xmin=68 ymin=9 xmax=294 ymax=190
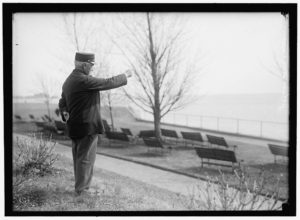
xmin=83 ymin=62 xmax=95 ymax=75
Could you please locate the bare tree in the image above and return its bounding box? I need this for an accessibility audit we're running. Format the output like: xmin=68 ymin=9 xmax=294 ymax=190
xmin=92 ymin=49 xmax=123 ymax=131
xmin=62 ymin=13 xmax=99 ymax=51
xmin=259 ymin=14 xmax=289 ymax=109
xmin=110 ymin=13 xmax=201 ymax=141
xmin=260 ymin=14 xmax=288 ymax=83
xmin=63 ymin=13 xmax=128 ymax=130
xmin=34 ymin=73 xmax=58 ymax=120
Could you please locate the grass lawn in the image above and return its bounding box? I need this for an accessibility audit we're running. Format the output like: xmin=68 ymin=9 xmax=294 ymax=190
xmin=13 ymin=117 xmax=289 ymax=203
xmin=12 ymin=139 xmax=198 ymax=211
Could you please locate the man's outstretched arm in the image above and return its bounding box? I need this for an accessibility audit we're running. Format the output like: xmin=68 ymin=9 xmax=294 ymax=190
xmin=84 ymin=70 xmax=133 ymax=91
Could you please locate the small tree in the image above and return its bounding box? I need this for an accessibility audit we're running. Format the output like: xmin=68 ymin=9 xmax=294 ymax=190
xmin=35 ymin=73 xmax=58 ymax=120
xmin=111 ymin=13 xmax=202 ymax=141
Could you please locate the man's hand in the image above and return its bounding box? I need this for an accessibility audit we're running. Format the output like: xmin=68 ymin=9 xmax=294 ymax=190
xmin=124 ymin=69 xmax=133 ymax=78
xmin=63 ymin=111 xmax=69 ymax=122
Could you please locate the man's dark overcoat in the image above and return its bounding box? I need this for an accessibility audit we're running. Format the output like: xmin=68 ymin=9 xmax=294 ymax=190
xmin=59 ymin=68 xmax=127 ymax=139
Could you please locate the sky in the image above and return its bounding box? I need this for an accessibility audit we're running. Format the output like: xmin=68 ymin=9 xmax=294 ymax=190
xmin=12 ymin=12 xmax=288 ymax=97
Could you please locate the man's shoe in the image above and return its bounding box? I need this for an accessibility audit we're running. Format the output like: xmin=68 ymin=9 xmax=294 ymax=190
xmin=75 ymin=189 xmax=99 ymax=197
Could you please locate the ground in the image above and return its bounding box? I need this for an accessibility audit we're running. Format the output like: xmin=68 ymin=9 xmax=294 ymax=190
xmin=12 ymin=119 xmax=289 ymax=201
xmin=12 ymin=139 xmax=196 ymax=211
xmin=11 ymin=103 xmax=289 ymax=211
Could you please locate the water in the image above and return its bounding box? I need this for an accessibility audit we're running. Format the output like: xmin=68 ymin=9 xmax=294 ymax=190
xmin=175 ymin=93 xmax=288 ymax=123
xmin=142 ymin=93 xmax=289 ymax=141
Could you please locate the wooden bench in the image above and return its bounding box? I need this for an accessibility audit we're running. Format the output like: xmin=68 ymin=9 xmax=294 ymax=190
xmin=268 ymin=144 xmax=288 ymax=164
xmin=14 ymin=115 xmax=22 ymax=120
xmin=139 ymin=130 xmax=155 ymax=138
xmin=206 ymin=134 xmax=237 ymax=151
xmin=181 ymin=131 xmax=204 ymax=147
xmin=121 ymin=128 xmax=133 ymax=136
xmin=195 ymin=147 xmax=239 ymax=172
xmin=161 ymin=129 xmax=179 ymax=144
xmin=105 ymin=131 xmax=130 ymax=147
xmin=121 ymin=128 xmax=138 ymax=145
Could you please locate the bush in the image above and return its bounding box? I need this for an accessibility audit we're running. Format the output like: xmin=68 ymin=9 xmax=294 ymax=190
xmin=13 ymin=134 xmax=60 ymax=209
xmin=14 ymin=134 xmax=59 ymax=177
xmin=188 ymin=168 xmax=287 ymax=210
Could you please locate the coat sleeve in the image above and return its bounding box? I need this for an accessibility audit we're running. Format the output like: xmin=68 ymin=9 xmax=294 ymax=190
xmin=58 ymin=92 xmax=67 ymax=122
xmin=83 ymin=74 xmax=127 ymax=91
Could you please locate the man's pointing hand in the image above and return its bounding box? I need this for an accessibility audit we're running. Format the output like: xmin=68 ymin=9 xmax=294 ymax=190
xmin=124 ymin=70 xmax=133 ymax=78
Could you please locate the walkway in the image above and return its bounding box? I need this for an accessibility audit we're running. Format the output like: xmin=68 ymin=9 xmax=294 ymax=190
xmin=54 ymin=139 xmax=205 ymax=197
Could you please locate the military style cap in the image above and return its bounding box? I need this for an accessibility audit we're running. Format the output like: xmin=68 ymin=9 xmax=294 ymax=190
xmin=75 ymin=52 xmax=95 ymax=64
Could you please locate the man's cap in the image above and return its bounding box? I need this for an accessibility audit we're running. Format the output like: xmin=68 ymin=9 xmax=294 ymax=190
xmin=75 ymin=52 xmax=95 ymax=64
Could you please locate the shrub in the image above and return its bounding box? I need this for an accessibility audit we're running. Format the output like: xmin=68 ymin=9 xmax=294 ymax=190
xmin=14 ymin=134 xmax=59 ymax=177
xmin=189 ymin=168 xmax=287 ymax=210
xmin=13 ymin=134 xmax=60 ymax=208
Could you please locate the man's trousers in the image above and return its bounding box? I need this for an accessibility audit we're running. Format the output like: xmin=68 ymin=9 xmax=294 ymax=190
xmin=71 ymin=134 xmax=98 ymax=193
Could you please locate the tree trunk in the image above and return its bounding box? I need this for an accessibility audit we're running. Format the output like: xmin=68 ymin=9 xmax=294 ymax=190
xmin=147 ymin=13 xmax=163 ymax=142
xmin=46 ymin=99 xmax=51 ymax=121
xmin=153 ymin=107 xmax=162 ymax=142
xmin=108 ymin=93 xmax=115 ymax=131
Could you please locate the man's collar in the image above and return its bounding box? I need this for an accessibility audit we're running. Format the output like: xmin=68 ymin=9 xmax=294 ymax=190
xmin=73 ymin=68 xmax=86 ymax=75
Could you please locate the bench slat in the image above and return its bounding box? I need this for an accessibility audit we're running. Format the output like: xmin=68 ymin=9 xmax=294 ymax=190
xmin=106 ymin=131 xmax=129 ymax=142
xmin=121 ymin=128 xmax=133 ymax=136
xmin=181 ymin=131 xmax=203 ymax=142
xmin=268 ymin=144 xmax=288 ymax=157
xmin=139 ymin=130 xmax=155 ymax=138
xmin=207 ymin=134 xmax=228 ymax=148
xmin=161 ymin=129 xmax=178 ymax=138
xmin=195 ymin=147 xmax=237 ymax=164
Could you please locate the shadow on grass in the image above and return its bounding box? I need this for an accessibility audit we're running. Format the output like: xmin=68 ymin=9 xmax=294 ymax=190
xmin=100 ymin=143 xmax=130 ymax=149
xmin=128 ymin=151 xmax=168 ymax=158
xmin=249 ymin=163 xmax=288 ymax=173
xmin=14 ymin=187 xmax=48 ymax=210
xmin=180 ymin=165 xmax=234 ymax=177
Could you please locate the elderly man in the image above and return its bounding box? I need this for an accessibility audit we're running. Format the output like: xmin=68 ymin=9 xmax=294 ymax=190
xmin=59 ymin=52 xmax=132 ymax=196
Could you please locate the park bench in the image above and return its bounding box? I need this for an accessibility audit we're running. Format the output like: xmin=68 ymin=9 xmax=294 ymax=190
xmin=102 ymin=119 xmax=111 ymax=132
xmin=54 ymin=120 xmax=66 ymax=135
xmin=138 ymin=130 xmax=155 ymax=138
xmin=14 ymin=115 xmax=22 ymax=120
xmin=121 ymin=128 xmax=133 ymax=136
xmin=161 ymin=129 xmax=180 ymax=144
xmin=268 ymin=144 xmax=288 ymax=164
xmin=206 ymin=134 xmax=237 ymax=152
xmin=181 ymin=131 xmax=205 ymax=147
xmin=138 ymin=130 xmax=174 ymax=148
xmin=195 ymin=147 xmax=240 ymax=172
xmin=105 ymin=131 xmax=130 ymax=147
xmin=121 ymin=128 xmax=138 ymax=144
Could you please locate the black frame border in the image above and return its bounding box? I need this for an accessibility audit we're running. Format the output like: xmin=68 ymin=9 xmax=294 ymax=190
xmin=3 ymin=3 xmax=297 ymax=217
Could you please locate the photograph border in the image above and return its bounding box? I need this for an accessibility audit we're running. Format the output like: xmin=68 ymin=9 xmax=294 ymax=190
xmin=3 ymin=3 xmax=297 ymax=216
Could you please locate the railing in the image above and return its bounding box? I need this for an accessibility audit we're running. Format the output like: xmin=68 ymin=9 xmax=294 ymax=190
xmin=140 ymin=112 xmax=288 ymax=141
